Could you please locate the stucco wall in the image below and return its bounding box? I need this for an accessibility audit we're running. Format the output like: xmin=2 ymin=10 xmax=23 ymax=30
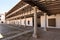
xmin=41 ymin=15 xmax=56 ymax=28
xmin=0 ymin=14 xmax=5 ymax=23
xmin=6 ymin=17 xmax=33 ymax=27
xmin=6 ymin=14 xmax=60 ymax=28
xmin=21 ymin=19 xmax=25 ymax=25
xmin=6 ymin=21 xmax=10 ymax=24
xmin=41 ymin=16 xmax=45 ymax=27
xmin=56 ymin=14 xmax=60 ymax=28
xmin=15 ymin=20 xmax=20 ymax=25
xmin=20 ymin=17 xmax=33 ymax=26
xmin=26 ymin=17 xmax=33 ymax=26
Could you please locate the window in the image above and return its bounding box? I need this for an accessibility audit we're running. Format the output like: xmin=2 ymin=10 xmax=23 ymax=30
xmin=28 ymin=20 xmax=30 ymax=25
xmin=1 ymin=21 xmax=3 ymax=23
xmin=48 ymin=18 xmax=56 ymax=27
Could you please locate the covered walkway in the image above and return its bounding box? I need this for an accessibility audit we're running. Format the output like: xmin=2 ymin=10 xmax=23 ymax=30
xmin=22 ymin=0 xmax=60 ymax=38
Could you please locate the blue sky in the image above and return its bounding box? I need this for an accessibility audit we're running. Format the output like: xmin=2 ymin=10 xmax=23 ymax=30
xmin=0 ymin=0 xmax=20 ymax=14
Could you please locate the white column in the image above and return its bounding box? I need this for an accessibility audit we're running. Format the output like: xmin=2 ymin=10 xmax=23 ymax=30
xmin=44 ymin=13 xmax=47 ymax=31
xmin=23 ymin=10 xmax=26 ymax=27
xmin=19 ymin=19 xmax=20 ymax=25
xmin=24 ymin=16 xmax=26 ymax=27
xmin=9 ymin=21 xmax=10 ymax=24
xmin=18 ymin=19 xmax=20 ymax=26
xmin=33 ymin=6 xmax=37 ymax=38
xmin=20 ymin=18 xmax=21 ymax=26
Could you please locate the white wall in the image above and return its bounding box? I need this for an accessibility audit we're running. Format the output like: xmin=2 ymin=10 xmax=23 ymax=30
xmin=10 ymin=17 xmax=33 ymax=26
xmin=6 ymin=21 xmax=10 ymax=24
xmin=0 ymin=14 xmax=5 ymax=23
xmin=41 ymin=16 xmax=45 ymax=27
xmin=26 ymin=17 xmax=33 ymax=26
xmin=21 ymin=19 xmax=25 ymax=25
xmin=15 ymin=20 xmax=19 ymax=24
xmin=18 ymin=20 xmax=20 ymax=24
xmin=1 ymin=15 xmax=5 ymax=21
xmin=41 ymin=15 xmax=56 ymax=27
xmin=56 ymin=14 xmax=60 ymax=28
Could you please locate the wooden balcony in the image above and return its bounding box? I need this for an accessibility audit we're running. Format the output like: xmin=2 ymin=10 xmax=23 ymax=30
xmin=6 ymin=1 xmax=27 ymax=16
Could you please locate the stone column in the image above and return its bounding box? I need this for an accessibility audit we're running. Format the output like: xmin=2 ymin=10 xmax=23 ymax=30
xmin=20 ymin=18 xmax=21 ymax=27
xmin=33 ymin=6 xmax=37 ymax=38
xmin=24 ymin=16 xmax=26 ymax=27
xmin=18 ymin=20 xmax=19 ymax=26
xmin=44 ymin=13 xmax=47 ymax=31
xmin=9 ymin=21 xmax=10 ymax=24
xmin=23 ymin=10 xmax=26 ymax=27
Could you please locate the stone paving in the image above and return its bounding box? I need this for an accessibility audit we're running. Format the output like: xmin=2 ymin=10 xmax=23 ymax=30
xmin=10 ymin=28 xmax=60 ymax=40
xmin=0 ymin=24 xmax=21 ymax=40
xmin=0 ymin=24 xmax=60 ymax=40
xmin=8 ymin=24 xmax=33 ymax=31
xmin=0 ymin=24 xmax=33 ymax=40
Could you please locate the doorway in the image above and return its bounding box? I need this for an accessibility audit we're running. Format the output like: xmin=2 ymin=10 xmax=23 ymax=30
xmin=32 ymin=17 xmax=41 ymax=27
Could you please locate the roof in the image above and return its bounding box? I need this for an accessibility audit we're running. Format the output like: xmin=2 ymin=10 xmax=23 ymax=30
xmin=22 ymin=0 xmax=60 ymax=15
xmin=22 ymin=0 xmax=49 ymax=13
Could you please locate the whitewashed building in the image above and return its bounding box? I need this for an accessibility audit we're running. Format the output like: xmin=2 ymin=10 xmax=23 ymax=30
xmin=6 ymin=0 xmax=60 ymax=28
xmin=0 ymin=14 xmax=5 ymax=24
xmin=5 ymin=0 xmax=60 ymax=38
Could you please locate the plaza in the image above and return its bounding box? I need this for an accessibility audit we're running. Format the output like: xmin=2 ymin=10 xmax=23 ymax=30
xmin=3 ymin=0 xmax=60 ymax=40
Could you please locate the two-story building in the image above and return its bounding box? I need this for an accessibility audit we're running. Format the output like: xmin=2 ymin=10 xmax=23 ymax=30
xmin=5 ymin=0 xmax=60 ymax=28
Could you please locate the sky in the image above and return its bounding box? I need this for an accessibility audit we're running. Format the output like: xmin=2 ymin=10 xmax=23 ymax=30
xmin=0 ymin=0 xmax=20 ymax=14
